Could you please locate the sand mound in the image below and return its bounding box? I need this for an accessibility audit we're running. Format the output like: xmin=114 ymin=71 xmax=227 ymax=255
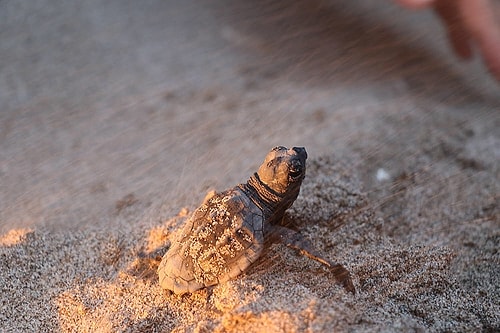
xmin=1 ymin=155 xmax=497 ymax=332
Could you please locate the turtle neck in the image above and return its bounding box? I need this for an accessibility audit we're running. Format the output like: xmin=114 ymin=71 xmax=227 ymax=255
xmin=239 ymin=173 xmax=299 ymax=224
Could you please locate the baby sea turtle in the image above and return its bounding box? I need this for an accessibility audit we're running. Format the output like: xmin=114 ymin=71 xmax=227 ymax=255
xmin=158 ymin=146 xmax=354 ymax=294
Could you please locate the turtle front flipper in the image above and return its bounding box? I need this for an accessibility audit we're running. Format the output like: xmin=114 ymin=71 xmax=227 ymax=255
xmin=269 ymin=225 xmax=355 ymax=294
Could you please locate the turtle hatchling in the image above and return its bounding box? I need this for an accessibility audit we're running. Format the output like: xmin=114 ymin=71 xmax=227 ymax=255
xmin=158 ymin=146 xmax=354 ymax=294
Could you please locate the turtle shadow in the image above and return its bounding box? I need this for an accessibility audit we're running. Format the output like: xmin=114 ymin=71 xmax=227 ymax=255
xmin=126 ymin=210 xmax=189 ymax=282
xmin=126 ymin=246 xmax=167 ymax=282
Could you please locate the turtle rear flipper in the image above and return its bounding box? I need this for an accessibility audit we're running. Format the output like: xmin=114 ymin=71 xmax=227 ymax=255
xmin=270 ymin=225 xmax=355 ymax=294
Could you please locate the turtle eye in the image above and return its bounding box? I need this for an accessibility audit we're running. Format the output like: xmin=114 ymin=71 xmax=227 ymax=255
xmin=289 ymin=161 xmax=303 ymax=179
xmin=272 ymin=146 xmax=287 ymax=152
xmin=289 ymin=169 xmax=301 ymax=179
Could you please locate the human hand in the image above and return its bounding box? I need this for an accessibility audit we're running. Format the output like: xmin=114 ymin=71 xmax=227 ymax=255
xmin=395 ymin=0 xmax=500 ymax=82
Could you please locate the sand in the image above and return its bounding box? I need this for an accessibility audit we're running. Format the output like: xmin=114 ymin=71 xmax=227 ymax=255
xmin=1 ymin=0 xmax=499 ymax=332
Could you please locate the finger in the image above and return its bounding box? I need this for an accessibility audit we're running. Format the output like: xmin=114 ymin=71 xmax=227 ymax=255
xmin=434 ymin=0 xmax=473 ymax=59
xmin=459 ymin=0 xmax=500 ymax=80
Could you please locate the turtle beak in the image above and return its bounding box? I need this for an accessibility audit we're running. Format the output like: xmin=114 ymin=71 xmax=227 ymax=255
xmin=289 ymin=147 xmax=307 ymax=181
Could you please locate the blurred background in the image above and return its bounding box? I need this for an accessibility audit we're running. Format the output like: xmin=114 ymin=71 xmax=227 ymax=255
xmin=1 ymin=0 xmax=498 ymax=233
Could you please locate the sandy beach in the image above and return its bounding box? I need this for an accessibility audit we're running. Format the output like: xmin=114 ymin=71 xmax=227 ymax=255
xmin=1 ymin=1 xmax=498 ymax=331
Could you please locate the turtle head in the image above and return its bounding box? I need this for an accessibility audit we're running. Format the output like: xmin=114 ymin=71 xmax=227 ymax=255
xmin=256 ymin=146 xmax=307 ymax=195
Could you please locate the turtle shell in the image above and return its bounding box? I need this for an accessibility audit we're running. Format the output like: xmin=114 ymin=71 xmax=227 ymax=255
xmin=158 ymin=188 xmax=264 ymax=294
